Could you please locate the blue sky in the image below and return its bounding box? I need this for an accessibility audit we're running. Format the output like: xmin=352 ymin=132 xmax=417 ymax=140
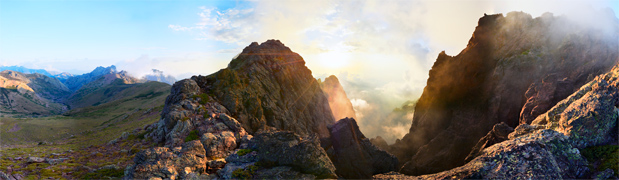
xmin=1 ymin=0 xmax=618 ymax=142
xmin=0 ymin=0 xmax=241 ymax=74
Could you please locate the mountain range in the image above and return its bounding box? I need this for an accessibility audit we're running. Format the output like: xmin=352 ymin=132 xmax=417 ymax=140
xmin=0 ymin=65 xmax=177 ymax=117
xmin=1 ymin=10 xmax=618 ymax=180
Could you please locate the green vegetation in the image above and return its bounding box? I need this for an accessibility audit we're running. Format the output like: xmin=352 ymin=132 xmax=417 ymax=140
xmin=232 ymin=165 xmax=259 ymax=179
xmin=185 ymin=130 xmax=200 ymax=142
xmin=580 ymin=145 xmax=619 ymax=175
xmin=82 ymin=168 xmax=124 ymax=179
xmin=236 ymin=149 xmax=254 ymax=156
xmin=521 ymin=49 xmax=530 ymax=55
xmin=191 ymin=93 xmax=211 ymax=104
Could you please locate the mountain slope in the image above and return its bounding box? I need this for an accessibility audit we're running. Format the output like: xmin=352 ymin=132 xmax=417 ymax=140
xmin=391 ymin=11 xmax=619 ymax=175
xmin=67 ymin=71 xmax=143 ymax=109
xmin=63 ymin=65 xmax=120 ymax=92
xmin=0 ymin=70 xmax=69 ymax=115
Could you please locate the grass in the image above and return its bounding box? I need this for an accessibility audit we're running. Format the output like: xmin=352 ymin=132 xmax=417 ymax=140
xmin=0 ymin=83 xmax=170 ymax=179
xmin=185 ymin=130 xmax=200 ymax=142
xmin=82 ymin=168 xmax=124 ymax=179
xmin=236 ymin=149 xmax=253 ymax=156
xmin=580 ymin=145 xmax=619 ymax=175
xmin=192 ymin=93 xmax=211 ymax=104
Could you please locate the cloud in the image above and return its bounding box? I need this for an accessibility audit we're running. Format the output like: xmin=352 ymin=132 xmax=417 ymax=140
xmin=168 ymin=0 xmax=618 ymax=143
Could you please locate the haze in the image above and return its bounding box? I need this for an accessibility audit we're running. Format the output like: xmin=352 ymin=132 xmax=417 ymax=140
xmin=1 ymin=0 xmax=617 ymax=143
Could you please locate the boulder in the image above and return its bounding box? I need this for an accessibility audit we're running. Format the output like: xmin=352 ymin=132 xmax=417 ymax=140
xmin=26 ymin=157 xmax=44 ymax=163
xmin=248 ymin=131 xmax=337 ymax=178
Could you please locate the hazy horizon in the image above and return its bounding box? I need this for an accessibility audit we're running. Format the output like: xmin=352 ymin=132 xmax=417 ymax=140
xmin=1 ymin=0 xmax=618 ymax=143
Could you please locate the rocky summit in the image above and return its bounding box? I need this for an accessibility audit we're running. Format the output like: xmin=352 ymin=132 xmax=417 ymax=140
xmin=390 ymin=11 xmax=619 ymax=175
xmin=127 ymin=40 xmax=375 ymax=179
xmin=320 ymin=75 xmax=357 ymax=120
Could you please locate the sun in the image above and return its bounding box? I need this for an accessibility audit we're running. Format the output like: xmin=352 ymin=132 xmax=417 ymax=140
xmin=317 ymin=51 xmax=351 ymax=69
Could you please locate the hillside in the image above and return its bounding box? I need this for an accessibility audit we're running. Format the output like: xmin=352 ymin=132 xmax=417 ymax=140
xmin=0 ymin=71 xmax=69 ymax=116
xmin=66 ymin=71 xmax=145 ymax=109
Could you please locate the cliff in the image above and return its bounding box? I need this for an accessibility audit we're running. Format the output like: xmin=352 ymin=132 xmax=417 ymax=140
xmin=320 ymin=75 xmax=357 ymax=120
xmin=391 ymin=11 xmax=619 ymax=175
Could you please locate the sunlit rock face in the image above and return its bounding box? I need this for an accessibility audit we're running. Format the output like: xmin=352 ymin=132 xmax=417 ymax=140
xmin=320 ymin=75 xmax=357 ymax=121
xmin=391 ymin=11 xmax=619 ymax=175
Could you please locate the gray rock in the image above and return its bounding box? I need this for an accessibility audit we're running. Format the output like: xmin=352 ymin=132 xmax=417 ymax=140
xmin=249 ymin=131 xmax=337 ymax=178
xmin=26 ymin=157 xmax=44 ymax=163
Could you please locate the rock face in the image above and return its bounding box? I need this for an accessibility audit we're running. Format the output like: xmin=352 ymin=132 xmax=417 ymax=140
xmin=376 ymin=60 xmax=619 ymax=179
xmin=219 ymin=130 xmax=337 ymax=179
xmin=320 ymin=75 xmax=357 ymax=120
xmin=392 ymin=11 xmax=619 ymax=175
xmin=325 ymin=118 xmax=398 ymax=178
xmin=464 ymin=122 xmax=514 ymax=162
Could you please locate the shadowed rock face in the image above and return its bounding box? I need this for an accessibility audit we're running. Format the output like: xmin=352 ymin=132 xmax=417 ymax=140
xmin=320 ymin=75 xmax=357 ymax=120
xmin=325 ymin=118 xmax=398 ymax=179
xmin=376 ymin=63 xmax=619 ymax=179
xmin=392 ymin=11 xmax=619 ymax=175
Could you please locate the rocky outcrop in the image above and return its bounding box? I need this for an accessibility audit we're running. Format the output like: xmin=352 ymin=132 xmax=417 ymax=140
xmin=124 ymin=140 xmax=207 ymax=179
xmin=464 ymin=122 xmax=514 ymax=162
xmin=377 ymin=130 xmax=590 ymax=179
xmin=320 ymin=75 xmax=357 ymax=120
xmin=157 ymin=40 xmax=335 ymax=141
xmin=529 ymin=65 xmax=619 ymax=149
xmin=219 ymin=131 xmax=337 ymax=179
xmin=392 ymin=11 xmax=619 ymax=175
xmin=132 ymin=40 xmax=338 ymax=179
xmin=377 ymin=61 xmax=619 ymax=179
xmin=324 ymin=118 xmax=398 ymax=178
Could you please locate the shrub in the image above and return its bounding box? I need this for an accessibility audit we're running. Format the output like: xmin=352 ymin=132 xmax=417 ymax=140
xmin=191 ymin=93 xmax=211 ymax=104
xmin=184 ymin=130 xmax=200 ymax=142
xmin=231 ymin=165 xmax=258 ymax=179
xmin=236 ymin=149 xmax=253 ymax=156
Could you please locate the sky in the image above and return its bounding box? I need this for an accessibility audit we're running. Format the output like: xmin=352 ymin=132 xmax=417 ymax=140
xmin=1 ymin=0 xmax=618 ymax=142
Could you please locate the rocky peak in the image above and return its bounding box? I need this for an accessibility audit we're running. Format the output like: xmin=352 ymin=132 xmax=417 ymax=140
xmin=392 ymin=11 xmax=619 ymax=175
xmin=156 ymin=39 xmax=335 ymax=147
xmin=320 ymin=75 xmax=357 ymax=120
xmin=228 ymin=39 xmax=302 ymax=71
